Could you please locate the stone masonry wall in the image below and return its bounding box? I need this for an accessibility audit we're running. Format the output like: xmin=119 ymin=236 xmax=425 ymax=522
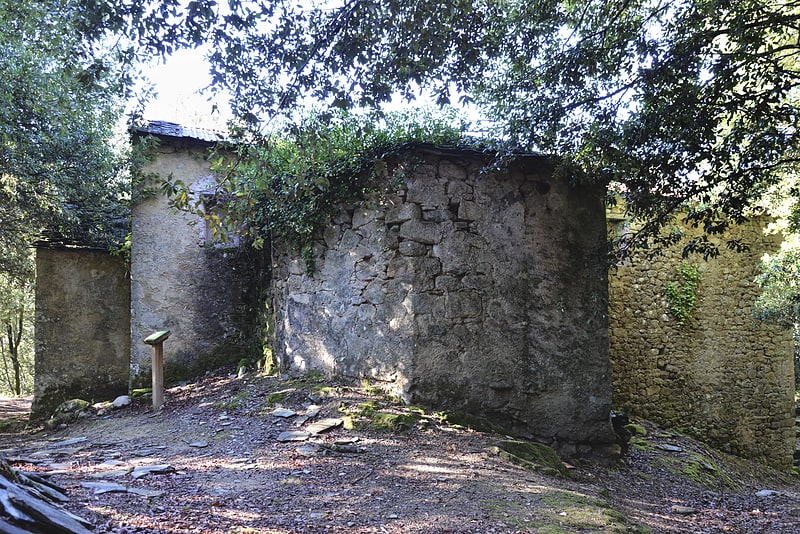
xmin=608 ymin=217 xmax=796 ymax=467
xmin=131 ymin=138 xmax=262 ymax=386
xmin=272 ymin=148 xmax=618 ymax=455
xmin=32 ymin=248 xmax=130 ymax=418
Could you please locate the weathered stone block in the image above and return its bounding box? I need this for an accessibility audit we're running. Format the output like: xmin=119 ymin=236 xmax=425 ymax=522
xmin=433 ymin=233 xmax=484 ymax=275
xmin=363 ymin=282 xmax=386 ymax=305
xmin=403 ymin=293 xmax=435 ymax=315
xmin=399 ymin=219 xmax=442 ymax=245
xmin=356 ymin=304 xmax=377 ymax=321
xmin=385 ymin=202 xmax=421 ymax=225
xmin=457 ymin=200 xmax=483 ymax=221
xmin=406 ymin=171 xmax=449 ymax=208
xmin=447 ymin=179 xmax=472 ymax=200
xmin=398 ymin=240 xmax=428 ymax=257
xmin=422 ymin=209 xmax=455 ymax=223
xmin=352 ymin=208 xmax=380 ymax=229
xmin=288 ymin=259 xmax=306 ymax=275
xmin=434 ymin=275 xmax=460 ymax=292
xmin=439 ymin=160 xmax=468 ymax=181
xmin=445 ymin=291 xmax=482 ymax=319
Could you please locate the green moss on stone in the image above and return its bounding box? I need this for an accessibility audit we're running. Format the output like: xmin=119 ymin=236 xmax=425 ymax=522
xmin=46 ymin=398 xmax=92 ymax=428
xmin=339 ymin=402 xmax=421 ymax=432
xmin=406 ymin=405 xmax=427 ymax=415
xmin=624 ymin=423 xmax=648 ymax=437
xmin=482 ymin=489 xmax=650 ymax=533
xmin=265 ymin=391 xmax=288 ymax=406
xmin=538 ymin=490 xmax=651 ymax=533
xmin=493 ymin=440 xmax=567 ymax=477
xmin=356 ymin=401 xmax=380 ymax=417
xmin=302 ymin=370 xmax=326 ymax=383
xmin=213 ymin=390 xmax=251 ymax=410
xmin=369 ymin=412 xmax=419 ymax=432
xmin=630 ymin=436 xmax=654 ymax=452
xmin=54 ymin=399 xmax=90 ymax=412
xmin=655 ymin=450 xmax=741 ymax=491
xmin=342 ymin=415 xmax=358 ymax=430
xmin=359 ymin=378 xmax=385 ymax=396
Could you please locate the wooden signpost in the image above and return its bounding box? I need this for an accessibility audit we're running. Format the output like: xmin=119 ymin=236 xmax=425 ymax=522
xmin=144 ymin=330 xmax=171 ymax=410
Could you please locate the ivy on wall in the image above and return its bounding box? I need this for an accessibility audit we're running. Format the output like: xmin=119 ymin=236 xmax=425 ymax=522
xmin=230 ymin=109 xmax=475 ymax=251
xmin=162 ymin=108 xmax=483 ymax=272
xmin=666 ymin=261 xmax=701 ymax=327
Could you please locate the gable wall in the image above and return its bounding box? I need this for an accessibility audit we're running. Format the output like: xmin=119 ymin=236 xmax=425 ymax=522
xmin=130 ymin=140 xmax=263 ymax=386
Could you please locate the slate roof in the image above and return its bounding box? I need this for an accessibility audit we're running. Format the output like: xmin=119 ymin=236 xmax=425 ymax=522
xmin=133 ymin=120 xmax=229 ymax=144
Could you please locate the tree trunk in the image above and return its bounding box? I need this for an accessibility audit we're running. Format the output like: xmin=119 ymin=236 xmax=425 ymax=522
xmin=4 ymin=316 xmax=22 ymax=396
xmin=2 ymin=325 xmax=15 ymax=394
xmin=11 ymin=306 xmax=22 ymax=396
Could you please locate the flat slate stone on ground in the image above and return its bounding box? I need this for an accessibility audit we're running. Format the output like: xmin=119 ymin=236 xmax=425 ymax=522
xmin=131 ymin=464 xmax=175 ymax=479
xmin=306 ymin=418 xmax=343 ymax=435
xmin=277 ymin=431 xmax=311 ymax=442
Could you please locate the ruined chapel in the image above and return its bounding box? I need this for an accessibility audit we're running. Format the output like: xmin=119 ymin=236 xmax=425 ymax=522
xmin=32 ymin=122 xmax=796 ymax=467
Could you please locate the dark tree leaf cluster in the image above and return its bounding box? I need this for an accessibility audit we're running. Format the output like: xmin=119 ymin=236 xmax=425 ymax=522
xmin=194 ymin=0 xmax=800 ymax=258
xmin=0 ymin=0 xmax=132 ymax=277
xmin=7 ymin=0 xmax=800 ymax=265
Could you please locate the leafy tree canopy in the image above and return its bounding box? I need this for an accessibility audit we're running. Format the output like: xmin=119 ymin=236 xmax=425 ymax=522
xmin=190 ymin=0 xmax=800 ymax=259
xmin=0 ymin=0 xmax=135 ymax=277
xmin=11 ymin=0 xmax=799 ymax=261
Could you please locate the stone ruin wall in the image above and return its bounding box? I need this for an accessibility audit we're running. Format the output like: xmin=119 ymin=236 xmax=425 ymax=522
xmin=130 ymin=139 xmax=263 ymax=386
xmin=29 ymin=136 xmax=797 ymax=465
xmin=271 ymin=148 xmax=619 ymax=456
xmin=32 ymin=248 xmax=130 ymax=418
xmin=608 ymin=216 xmax=796 ymax=467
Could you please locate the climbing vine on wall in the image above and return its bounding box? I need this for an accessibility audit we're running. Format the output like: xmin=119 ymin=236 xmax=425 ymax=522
xmin=163 ymin=108 xmax=481 ymax=270
xmin=237 ymin=109 xmax=474 ymax=249
xmin=666 ymin=261 xmax=701 ymax=327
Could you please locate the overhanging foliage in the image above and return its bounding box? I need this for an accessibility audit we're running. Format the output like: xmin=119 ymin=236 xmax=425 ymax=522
xmin=197 ymin=0 xmax=800 ymax=259
xmin=0 ymin=0 xmax=131 ymax=276
xmin=9 ymin=0 xmax=800 ymax=263
xmin=165 ymin=109 xmax=476 ymax=263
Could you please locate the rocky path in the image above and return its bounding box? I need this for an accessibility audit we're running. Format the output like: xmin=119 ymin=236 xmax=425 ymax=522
xmin=0 ymin=395 xmax=31 ymax=427
xmin=0 ymin=371 xmax=797 ymax=533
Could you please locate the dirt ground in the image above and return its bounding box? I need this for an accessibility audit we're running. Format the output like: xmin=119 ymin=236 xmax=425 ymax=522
xmin=0 ymin=369 xmax=798 ymax=533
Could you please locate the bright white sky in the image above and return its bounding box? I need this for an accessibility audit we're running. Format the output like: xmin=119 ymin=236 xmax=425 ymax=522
xmin=140 ymin=48 xmax=232 ymax=130
xmin=140 ymin=44 xmax=489 ymax=133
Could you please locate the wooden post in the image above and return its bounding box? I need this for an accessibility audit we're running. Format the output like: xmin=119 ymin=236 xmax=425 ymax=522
xmin=144 ymin=330 xmax=170 ymax=411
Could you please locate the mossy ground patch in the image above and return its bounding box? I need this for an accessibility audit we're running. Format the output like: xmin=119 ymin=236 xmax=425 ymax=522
xmin=483 ymin=488 xmax=650 ymax=533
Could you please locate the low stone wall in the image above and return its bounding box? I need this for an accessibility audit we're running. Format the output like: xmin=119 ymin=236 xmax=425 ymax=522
xmin=32 ymin=248 xmax=130 ymax=418
xmin=272 ymin=147 xmax=618 ymax=455
xmin=608 ymin=217 xmax=796 ymax=467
